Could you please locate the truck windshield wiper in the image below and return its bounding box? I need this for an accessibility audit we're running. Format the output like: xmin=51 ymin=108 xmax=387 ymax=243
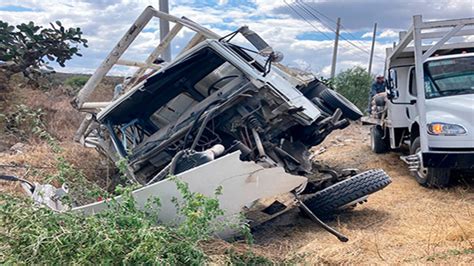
xmin=439 ymin=88 xmax=474 ymax=96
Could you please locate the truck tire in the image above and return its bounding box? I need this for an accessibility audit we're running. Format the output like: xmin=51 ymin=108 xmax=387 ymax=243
xmin=301 ymin=79 xmax=328 ymax=99
xmin=302 ymin=169 xmax=391 ymax=215
xmin=410 ymin=137 xmax=451 ymax=188
xmin=320 ymin=89 xmax=363 ymax=120
xmin=370 ymin=125 xmax=390 ymax=153
xmin=311 ymin=97 xmax=334 ymax=116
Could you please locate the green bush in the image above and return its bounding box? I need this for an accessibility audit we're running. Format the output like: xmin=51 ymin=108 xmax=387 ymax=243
xmin=64 ymin=75 xmax=89 ymax=88
xmin=333 ymin=66 xmax=373 ymax=113
xmin=0 ymin=178 xmax=231 ymax=264
xmin=2 ymin=104 xmax=55 ymax=146
xmin=0 ymin=20 xmax=87 ymax=75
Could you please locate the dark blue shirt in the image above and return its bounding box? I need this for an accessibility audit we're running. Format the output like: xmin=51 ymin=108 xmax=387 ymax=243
xmin=370 ymin=81 xmax=386 ymax=97
xmin=367 ymin=81 xmax=386 ymax=113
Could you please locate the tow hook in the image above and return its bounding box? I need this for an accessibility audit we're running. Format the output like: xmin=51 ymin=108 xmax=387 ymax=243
xmin=293 ymin=192 xmax=349 ymax=242
xmin=400 ymin=153 xmax=421 ymax=172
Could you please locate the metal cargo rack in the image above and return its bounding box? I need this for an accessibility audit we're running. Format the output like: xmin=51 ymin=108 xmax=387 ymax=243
xmin=72 ymin=6 xmax=220 ymax=143
xmin=385 ymin=15 xmax=474 ymax=153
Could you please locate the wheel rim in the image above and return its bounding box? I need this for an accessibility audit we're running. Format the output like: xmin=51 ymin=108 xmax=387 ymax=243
xmin=332 ymin=90 xmax=363 ymax=116
xmin=370 ymin=130 xmax=375 ymax=151
xmin=415 ymin=147 xmax=428 ymax=180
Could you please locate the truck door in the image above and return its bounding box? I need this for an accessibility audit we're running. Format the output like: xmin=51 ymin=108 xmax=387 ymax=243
xmin=407 ymin=67 xmax=418 ymax=123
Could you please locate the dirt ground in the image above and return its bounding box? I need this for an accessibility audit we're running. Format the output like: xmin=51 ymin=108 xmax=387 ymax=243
xmin=251 ymin=124 xmax=474 ymax=264
xmin=1 ymin=74 xmax=473 ymax=264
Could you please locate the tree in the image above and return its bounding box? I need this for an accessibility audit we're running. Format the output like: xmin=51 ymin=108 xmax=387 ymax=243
xmin=0 ymin=20 xmax=88 ymax=77
xmin=333 ymin=66 xmax=373 ymax=113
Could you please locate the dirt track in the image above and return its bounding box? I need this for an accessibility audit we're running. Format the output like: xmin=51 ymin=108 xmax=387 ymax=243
xmin=250 ymin=124 xmax=474 ymax=264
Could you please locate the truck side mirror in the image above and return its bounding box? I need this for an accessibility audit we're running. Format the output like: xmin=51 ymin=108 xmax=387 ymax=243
xmin=386 ymin=79 xmax=399 ymax=100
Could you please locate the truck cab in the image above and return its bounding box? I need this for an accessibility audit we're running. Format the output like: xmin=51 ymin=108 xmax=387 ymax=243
xmin=368 ymin=15 xmax=474 ymax=187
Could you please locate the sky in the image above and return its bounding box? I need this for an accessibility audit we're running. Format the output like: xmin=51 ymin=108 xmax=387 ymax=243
xmin=1 ymin=0 xmax=473 ymax=77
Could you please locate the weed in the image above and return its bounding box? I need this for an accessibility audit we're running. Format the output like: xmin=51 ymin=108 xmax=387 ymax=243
xmin=426 ymin=248 xmax=474 ymax=262
xmin=3 ymin=104 xmax=57 ymax=149
xmin=0 ymin=177 xmax=231 ymax=264
xmin=63 ymin=76 xmax=89 ymax=96
xmin=64 ymin=75 xmax=89 ymax=89
xmin=226 ymin=248 xmax=274 ymax=265
xmin=171 ymin=176 xmax=225 ymax=241
xmin=0 ymin=108 xmax=267 ymax=263
xmin=44 ymin=156 xmax=107 ymax=205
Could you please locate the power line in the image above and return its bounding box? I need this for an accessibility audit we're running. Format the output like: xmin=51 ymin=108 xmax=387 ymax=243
xmin=297 ymin=1 xmax=385 ymax=60
xmin=298 ymin=1 xmax=369 ymax=48
xmin=285 ymin=1 xmax=373 ymax=62
xmin=295 ymin=1 xmax=370 ymax=55
xmin=283 ymin=0 xmax=334 ymax=41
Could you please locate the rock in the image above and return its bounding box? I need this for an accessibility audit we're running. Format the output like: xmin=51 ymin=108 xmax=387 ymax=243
xmin=315 ymin=147 xmax=327 ymax=155
xmin=10 ymin=142 xmax=26 ymax=154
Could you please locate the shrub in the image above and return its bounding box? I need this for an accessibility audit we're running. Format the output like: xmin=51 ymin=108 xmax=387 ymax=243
xmin=0 ymin=178 xmax=230 ymax=264
xmin=333 ymin=66 xmax=373 ymax=113
xmin=2 ymin=104 xmax=54 ymax=144
xmin=64 ymin=75 xmax=89 ymax=95
xmin=0 ymin=20 xmax=87 ymax=75
xmin=64 ymin=75 xmax=89 ymax=89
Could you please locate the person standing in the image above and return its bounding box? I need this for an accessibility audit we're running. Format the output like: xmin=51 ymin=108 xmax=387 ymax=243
xmin=367 ymin=75 xmax=386 ymax=113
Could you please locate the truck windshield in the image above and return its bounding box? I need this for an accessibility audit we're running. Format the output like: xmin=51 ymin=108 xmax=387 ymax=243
xmin=424 ymin=56 xmax=474 ymax=99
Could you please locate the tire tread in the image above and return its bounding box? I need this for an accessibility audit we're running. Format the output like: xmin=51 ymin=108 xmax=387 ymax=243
xmin=302 ymin=169 xmax=391 ymax=215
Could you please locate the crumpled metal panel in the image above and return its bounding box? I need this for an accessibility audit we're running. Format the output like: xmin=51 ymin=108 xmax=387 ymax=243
xmin=73 ymin=151 xmax=307 ymax=237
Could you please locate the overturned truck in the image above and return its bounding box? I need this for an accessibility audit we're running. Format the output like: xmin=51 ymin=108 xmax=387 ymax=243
xmin=31 ymin=7 xmax=391 ymax=239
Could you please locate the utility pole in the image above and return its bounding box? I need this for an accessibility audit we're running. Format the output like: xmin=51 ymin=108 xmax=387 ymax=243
xmin=159 ymin=0 xmax=171 ymax=61
xmin=330 ymin=17 xmax=341 ymax=79
xmin=368 ymin=22 xmax=377 ymax=75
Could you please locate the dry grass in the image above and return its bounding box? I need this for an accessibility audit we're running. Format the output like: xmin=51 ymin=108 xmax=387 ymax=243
xmin=0 ymin=73 xmax=117 ymax=195
xmin=248 ymin=124 xmax=474 ymax=264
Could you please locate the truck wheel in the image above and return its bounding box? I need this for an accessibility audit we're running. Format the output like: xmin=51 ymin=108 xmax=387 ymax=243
xmin=311 ymin=97 xmax=334 ymax=115
xmin=301 ymin=169 xmax=391 ymax=215
xmin=301 ymin=79 xmax=328 ymax=99
xmin=320 ymin=89 xmax=363 ymax=120
xmin=370 ymin=125 xmax=390 ymax=154
xmin=410 ymin=137 xmax=451 ymax=188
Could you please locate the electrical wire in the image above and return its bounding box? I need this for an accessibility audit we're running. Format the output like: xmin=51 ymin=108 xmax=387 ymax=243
xmin=294 ymin=1 xmax=371 ymax=56
xmin=284 ymin=0 xmax=334 ymax=41
xmin=297 ymin=0 xmax=385 ymax=60
xmin=299 ymin=1 xmax=365 ymax=44
xmin=297 ymin=1 xmax=368 ymax=51
xmin=284 ymin=0 xmax=372 ymax=62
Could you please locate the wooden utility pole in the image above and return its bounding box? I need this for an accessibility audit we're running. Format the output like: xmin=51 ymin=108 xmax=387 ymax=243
xmin=159 ymin=0 xmax=171 ymax=61
xmin=330 ymin=17 xmax=341 ymax=79
xmin=368 ymin=22 xmax=377 ymax=75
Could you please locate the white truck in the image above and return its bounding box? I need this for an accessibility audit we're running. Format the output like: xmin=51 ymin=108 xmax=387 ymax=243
xmin=367 ymin=15 xmax=474 ymax=187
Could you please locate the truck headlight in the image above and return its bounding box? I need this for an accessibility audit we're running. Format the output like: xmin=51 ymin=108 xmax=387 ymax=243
xmin=427 ymin=122 xmax=467 ymax=136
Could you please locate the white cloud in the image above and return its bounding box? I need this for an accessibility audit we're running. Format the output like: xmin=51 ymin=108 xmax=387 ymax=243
xmin=2 ymin=0 xmax=463 ymax=79
xmin=379 ymin=29 xmax=399 ymax=39
xmin=251 ymin=0 xmax=286 ymax=12
xmin=361 ymin=31 xmax=372 ymax=38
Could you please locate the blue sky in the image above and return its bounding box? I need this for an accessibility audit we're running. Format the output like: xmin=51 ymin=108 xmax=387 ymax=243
xmin=1 ymin=0 xmax=472 ymax=77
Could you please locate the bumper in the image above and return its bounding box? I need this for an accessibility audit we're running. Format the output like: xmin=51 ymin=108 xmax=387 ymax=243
xmin=422 ymin=152 xmax=474 ymax=169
